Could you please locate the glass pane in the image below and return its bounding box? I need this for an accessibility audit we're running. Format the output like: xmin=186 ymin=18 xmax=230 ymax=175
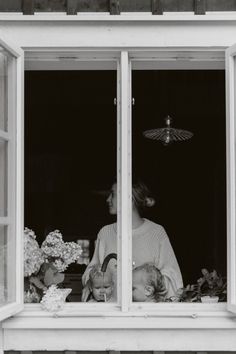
xmin=132 ymin=70 xmax=226 ymax=303
xmin=0 ymin=50 xmax=8 ymax=131
xmin=0 ymin=225 xmax=15 ymax=306
xmin=24 ymin=70 xmax=117 ymax=304
xmin=0 ymin=140 xmax=7 ymax=217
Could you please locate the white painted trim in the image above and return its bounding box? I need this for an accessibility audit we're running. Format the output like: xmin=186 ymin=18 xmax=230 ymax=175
xmin=2 ymin=13 xmax=236 ymax=22
xmin=0 ymin=130 xmax=9 ymax=141
xmin=18 ymin=301 xmax=228 ymax=317
xmin=3 ymin=327 xmax=236 ymax=351
xmin=117 ymin=58 xmax=121 ymax=307
xmin=24 ymin=48 xmax=225 ymax=70
xmin=3 ymin=305 xmax=236 ymax=330
xmin=226 ymin=43 xmax=236 ymax=314
xmin=0 ymin=35 xmax=23 ymax=58
xmin=0 ymin=303 xmax=22 ymax=322
xmin=0 ymin=217 xmax=10 ymax=225
xmin=119 ymin=51 xmax=132 ymax=311
xmin=0 ymin=35 xmax=24 ymax=322
xmin=15 ymin=52 xmax=24 ymax=309
xmin=7 ymin=55 xmax=16 ymax=305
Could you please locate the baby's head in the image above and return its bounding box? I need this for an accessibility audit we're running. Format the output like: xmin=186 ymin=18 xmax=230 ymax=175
xmin=89 ymin=265 xmax=114 ymax=302
xmin=132 ymin=263 xmax=167 ymax=302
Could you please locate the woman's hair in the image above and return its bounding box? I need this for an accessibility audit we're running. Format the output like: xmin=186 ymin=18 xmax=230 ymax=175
xmin=132 ymin=180 xmax=155 ymax=214
xmin=110 ymin=177 xmax=155 ymax=215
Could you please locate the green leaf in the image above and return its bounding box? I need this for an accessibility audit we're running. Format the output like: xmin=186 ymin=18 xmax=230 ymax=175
xmin=44 ymin=268 xmax=64 ymax=287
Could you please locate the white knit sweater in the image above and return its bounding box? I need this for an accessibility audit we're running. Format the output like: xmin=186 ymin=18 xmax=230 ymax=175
xmin=82 ymin=218 xmax=183 ymax=299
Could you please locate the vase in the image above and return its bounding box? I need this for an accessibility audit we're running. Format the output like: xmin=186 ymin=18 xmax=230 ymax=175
xmin=200 ymin=295 xmax=219 ymax=303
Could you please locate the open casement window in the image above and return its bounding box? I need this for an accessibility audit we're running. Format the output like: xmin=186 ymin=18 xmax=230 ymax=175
xmin=129 ymin=51 xmax=227 ymax=310
xmin=226 ymin=43 xmax=236 ymax=314
xmin=24 ymin=52 xmax=121 ymax=309
xmin=24 ymin=50 xmax=229 ymax=313
xmin=0 ymin=36 xmax=24 ymax=321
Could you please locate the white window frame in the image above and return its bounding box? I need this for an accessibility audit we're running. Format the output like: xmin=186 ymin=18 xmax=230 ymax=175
xmin=0 ymin=44 xmax=234 ymax=326
xmin=226 ymin=43 xmax=236 ymax=314
xmin=18 ymin=47 xmax=234 ymax=319
xmin=0 ymin=36 xmax=24 ymax=322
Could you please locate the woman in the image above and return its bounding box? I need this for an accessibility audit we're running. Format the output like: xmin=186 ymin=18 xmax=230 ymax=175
xmin=82 ymin=180 xmax=183 ymax=301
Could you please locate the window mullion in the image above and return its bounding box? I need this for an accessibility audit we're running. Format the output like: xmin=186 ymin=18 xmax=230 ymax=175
xmin=226 ymin=45 xmax=236 ymax=313
xmin=117 ymin=51 xmax=132 ymax=312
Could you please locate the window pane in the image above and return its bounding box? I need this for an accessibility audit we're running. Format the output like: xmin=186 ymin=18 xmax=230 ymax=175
xmin=0 ymin=140 xmax=7 ymax=217
xmin=0 ymin=51 xmax=8 ymax=132
xmin=24 ymin=70 xmax=117 ymax=304
xmin=132 ymin=70 xmax=226 ymax=303
xmin=0 ymin=225 xmax=15 ymax=306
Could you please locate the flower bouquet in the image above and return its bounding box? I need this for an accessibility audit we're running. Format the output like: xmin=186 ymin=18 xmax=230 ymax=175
xmin=24 ymin=228 xmax=82 ymax=308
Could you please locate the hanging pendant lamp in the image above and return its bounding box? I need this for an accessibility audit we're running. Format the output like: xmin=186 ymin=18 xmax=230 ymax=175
xmin=143 ymin=115 xmax=194 ymax=146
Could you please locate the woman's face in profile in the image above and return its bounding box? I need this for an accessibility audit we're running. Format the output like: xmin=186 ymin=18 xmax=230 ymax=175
xmin=106 ymin=183 xmax=117 ymax=215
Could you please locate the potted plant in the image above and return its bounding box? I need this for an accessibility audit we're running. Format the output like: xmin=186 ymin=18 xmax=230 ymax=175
xmin=197 ymin=268 xmax=227 ymax=303
xmin=167 ymin=268 xmax=227 ymax=303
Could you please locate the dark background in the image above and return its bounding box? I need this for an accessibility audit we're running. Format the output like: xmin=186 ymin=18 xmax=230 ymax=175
xmin=25 ymin=70 xmax=226 ymax=287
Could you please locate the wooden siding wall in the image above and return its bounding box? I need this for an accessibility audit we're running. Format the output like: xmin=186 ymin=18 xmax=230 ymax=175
xmin=5 ymin=351 xmax=236 ymax=354
xmin=1 ymin=0 xmax=236 ymax=15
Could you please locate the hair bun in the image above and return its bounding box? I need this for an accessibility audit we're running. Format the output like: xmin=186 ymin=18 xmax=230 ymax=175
xmin=145 ymin=197 xmax=155 ymax=207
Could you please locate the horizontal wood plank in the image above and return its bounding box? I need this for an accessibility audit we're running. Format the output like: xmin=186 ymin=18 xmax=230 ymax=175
xmin=0 ymin=0 xmax=22 ymax=12
xmin=206 ymin=0 xmax=236 ymax=11
xmin=67 ymin=0 xmax=77 ymax=14
xmin=23 ymin=0 xmax=34 ymax=15
xmin=152 ymin=0 xmax=163 ymax=14
xmin=163 ymin=0 xmax=194 ymax=12
xmin=110 ymin=0 xmax=120 ymax=15
xmin=77 ymin=0 xmax=109 ymax=12
xmin=1 ymin=0 xmax=236 ymax=14
xmin=194 ymin=0 xmax=206 ymax=14
xmin=119 ymin=0 xmax=151 ymax=12
xmin=34 ymin=0 xmax=66 ymax=12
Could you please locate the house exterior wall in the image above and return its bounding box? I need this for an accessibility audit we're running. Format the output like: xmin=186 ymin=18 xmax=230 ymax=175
xmin=1 ymin=11 xmax=236 ymax=353
xmin=0 ymin=15 xmax=236 ymax=49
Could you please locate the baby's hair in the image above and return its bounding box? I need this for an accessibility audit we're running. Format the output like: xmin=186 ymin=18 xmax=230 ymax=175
xmin=132 ymin=179 xmax=155 ymax=214
xmin=133 ymin=263 xmax=167 ymax=301
xmin=89 ymin=264 xmax=113 ymax=285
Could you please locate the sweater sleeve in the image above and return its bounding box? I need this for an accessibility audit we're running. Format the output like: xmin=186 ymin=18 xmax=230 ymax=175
xmin=155 ymin=227 xmax=183 ymax=298
xmin=81 ymin=228 xmax=106 ymax=286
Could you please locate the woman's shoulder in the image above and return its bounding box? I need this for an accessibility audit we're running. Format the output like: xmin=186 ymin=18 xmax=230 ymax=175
xmin=144 ymin=219 xmax=168 ymax=239
xmin=98 ymin=222 xmax=117 ymax=239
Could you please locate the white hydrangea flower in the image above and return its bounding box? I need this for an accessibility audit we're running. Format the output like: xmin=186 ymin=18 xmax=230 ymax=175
xmin=41 ymin=230 xmax=82 ymax=272
xmin=24 ymin=227 xmax=44 ymax=277
xmin=40 ymin=285 xmax=71 ymax=312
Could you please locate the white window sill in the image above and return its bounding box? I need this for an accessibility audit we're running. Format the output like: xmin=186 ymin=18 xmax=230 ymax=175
xmin=2 ymin=302 xmax=236 ymax=330
xmin=2 ymin=303 xmax=236 ymax=351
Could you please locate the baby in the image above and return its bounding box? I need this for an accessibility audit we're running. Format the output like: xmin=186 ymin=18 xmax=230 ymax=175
xmin=87 ymin=265 xmax=114 ymax=302
xmin=132 ymin=263 xmax=167 ymax=302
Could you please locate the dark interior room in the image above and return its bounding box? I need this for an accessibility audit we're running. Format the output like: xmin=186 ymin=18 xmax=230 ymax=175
xmin=24 ymin=69 xmax=226 ymax=300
